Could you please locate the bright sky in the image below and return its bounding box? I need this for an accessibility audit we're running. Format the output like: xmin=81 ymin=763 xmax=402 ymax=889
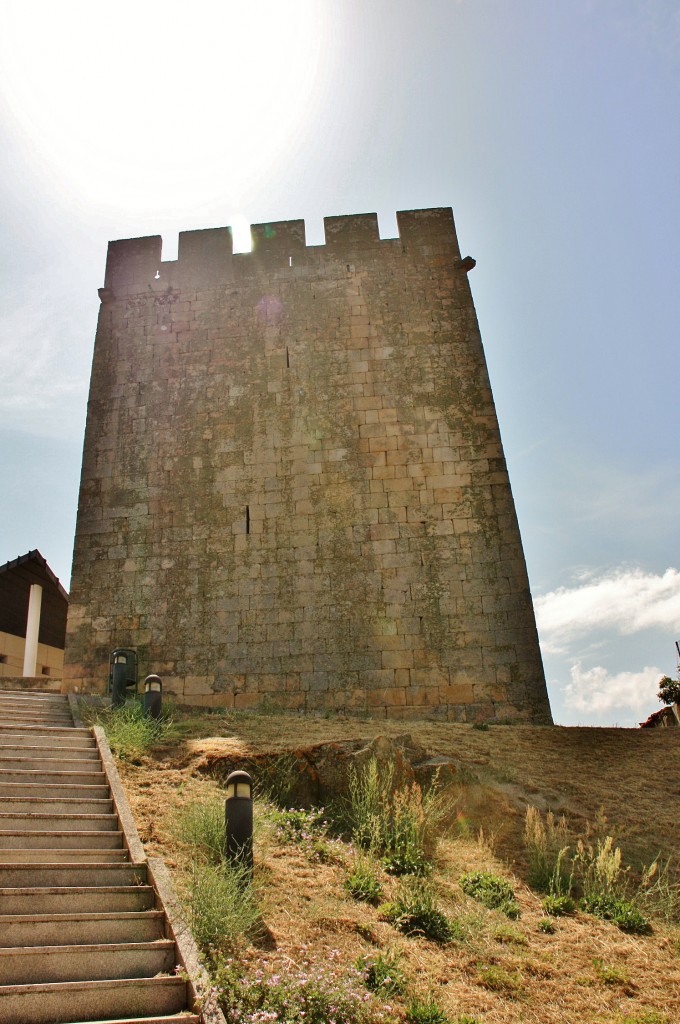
xmin=1 ymin=0 xmax=679 ymax=726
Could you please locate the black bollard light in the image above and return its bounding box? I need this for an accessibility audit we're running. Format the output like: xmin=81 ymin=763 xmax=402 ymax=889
xmin=225 ymin=770 xmax=253 ymax=877
xmin=143 ymin=674 xmax=163 ymax=719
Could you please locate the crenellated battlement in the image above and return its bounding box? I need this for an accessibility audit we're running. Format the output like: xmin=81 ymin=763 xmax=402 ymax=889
xmin=102 ymin=207 xmax=462 ymax=296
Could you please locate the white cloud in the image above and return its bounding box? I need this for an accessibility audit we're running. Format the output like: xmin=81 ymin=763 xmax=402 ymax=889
xmin=535 ymin=567 xmax=680 ymax=655
xmin=564 ymin=662 xmax=662 ymax=716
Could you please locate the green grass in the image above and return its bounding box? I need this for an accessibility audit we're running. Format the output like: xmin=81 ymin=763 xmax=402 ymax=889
xmin=83 ymin=698 xmax=172 ymax=759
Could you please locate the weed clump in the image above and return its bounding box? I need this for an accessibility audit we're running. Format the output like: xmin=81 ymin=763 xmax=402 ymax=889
xmin=271 ymin=805 xmax=344 ymax=863
xmin=174 ymin=796 xmax=224 ymax=865
xmin=406 ymin=993 xmax=451 ymax=1023
xmin=88 ymin=698 xmax=171 ymax=759
xmin=345 ymin=856 xmax=384 ymax=903
xmin=380 ymin=877 xmax=462 ymax=943
xmin=346 ymin=758 xmax=446 ymax=876
xmin=476 ymin=963 xmax=524 ymax=997
xmin=580 ymin=893 xmax=651 ymax=934
xmin=459 ymin=871 xmax=520 ymax=919
xmin=542 ymin=893 xmax=576 ymax=917
xmin=189 ymin=861 xmax=260 ymax=962
xmin=357 ymin=950 xmax=407 ymax=996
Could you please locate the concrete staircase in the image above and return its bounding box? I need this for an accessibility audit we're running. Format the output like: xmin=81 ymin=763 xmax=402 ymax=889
xmin=0 ymin=689 xmax=204 ymax=1024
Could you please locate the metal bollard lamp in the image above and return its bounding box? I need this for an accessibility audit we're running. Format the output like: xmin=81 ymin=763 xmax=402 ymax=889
xmin=143 ymin=674 xmax=163 ymax=719
xmin=225 ymin=770 xmax=253 ymax=876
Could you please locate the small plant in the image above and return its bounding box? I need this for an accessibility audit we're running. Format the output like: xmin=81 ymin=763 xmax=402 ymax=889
xmin=406 ymin=993 xmax=451 ymax=1024
xmin=493 ymin=924 xmax=527 ymax=946
xmin=188 ymin=861 xmax=260 ymax=962
xmin=471 ymin=721 xmax=489 ymax=731
xmin=380 ymin=877 xmax=461 ymax=943
xmin=542 ymin=893 xmax=576 ymax=916
xmin=345 ymin=856 xmax=384 ymax=903
xmin=592 ymin=958 xmax=632 ymax=988
xmin=537 ymin=918 xmax=555 ymax=934
xmin=579 ymin=893 xmax=651 ymax=934
xmin=271 ymin=806 xmax=329 ymax=842
xmin=454 ymin=1017 xmax=481 ymax=1024
xmin=476 ymin=964 xmax=523 ymax=997
xmin=459 ymin=871 xmax=520 ymax=918
xmin=358 ymin=950 xmax=407 ymax=996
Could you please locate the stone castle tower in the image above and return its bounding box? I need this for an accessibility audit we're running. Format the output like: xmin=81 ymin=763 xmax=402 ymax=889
xmin=64 ymin=207 xmax=552 ymax=724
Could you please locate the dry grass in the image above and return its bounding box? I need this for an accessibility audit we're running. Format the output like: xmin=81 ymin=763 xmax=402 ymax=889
xmin=116 ymin=708 xmax=680 ymax=1023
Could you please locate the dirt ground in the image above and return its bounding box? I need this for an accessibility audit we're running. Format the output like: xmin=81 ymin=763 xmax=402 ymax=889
xmin=117 ymin=711 xmax=680 ymax=1024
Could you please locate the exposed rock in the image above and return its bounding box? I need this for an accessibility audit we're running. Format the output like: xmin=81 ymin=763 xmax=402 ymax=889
xmin=194 ymin=733 xmax=459 ymax=806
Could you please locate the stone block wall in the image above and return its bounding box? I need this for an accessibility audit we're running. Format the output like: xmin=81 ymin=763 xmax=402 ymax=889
xmin=64 ymin=207 xmax=552 ymax=724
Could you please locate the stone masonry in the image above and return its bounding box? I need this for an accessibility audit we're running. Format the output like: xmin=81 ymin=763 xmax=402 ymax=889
xmin=64 ymin=207 xmax=552 ymax=724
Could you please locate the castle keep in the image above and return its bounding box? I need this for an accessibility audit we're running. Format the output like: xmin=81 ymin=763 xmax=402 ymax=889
xmin=64 ymin=207 xmax=552 ymax=724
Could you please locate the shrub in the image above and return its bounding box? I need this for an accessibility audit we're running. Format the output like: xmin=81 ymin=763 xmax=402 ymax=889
xmin=345 ymin=856 xmax=384 ymax=903
xmin=459 ymin=871 xmax=520 ymax=918
xmin=358 ymin=950 xmax=407 ymax=996
xmin=537 ymin=918 xmax=556 ymax=934
xmin=579 ymin=893 xmax=651 ymax=934
xmin=406 ymin=994 xmax=451 ymax=1023
xmin=380 ymin=877 xmax=462 ymax=943
xmin=188 ymin=861 xmax=260 ymax=961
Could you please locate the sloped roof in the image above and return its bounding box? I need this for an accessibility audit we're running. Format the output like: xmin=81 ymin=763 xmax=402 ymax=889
xmin=0 ymin=550 xmax=69 ymax=649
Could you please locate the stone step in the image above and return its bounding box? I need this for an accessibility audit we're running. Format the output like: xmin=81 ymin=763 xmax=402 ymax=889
xmin=0 ymin=848 xmax=129 ymax=864
xmin=0 ymin=939 xmax=176 ymax=985
xmin=0 ymin=755 xmax=102 ymax=773
xmin=0 ymin=692 xmax=69 ymax=706
xmin=0 ymin=716 xmax=75 ymax=729
xmin=0 ymin=885 xmax=156 ymax=915
xmin=0 ymin=975 xmax=189 ymax=1023
xmin=1 ymin=911 xmax=166 ymax=948
xmin=0 ymin=862 xmax=147 ymax=888
xmin=61 ymin=1016 xmax=200 ymax=1024
xmin=0 ymin=745 xmax=100 ymax=761
xmin=0 ymin=796 xmax=113 ymax=814
xmin=0 ymin=724 xmax=92 ymax=743
xmin=0 ymin=699 xmax=70 ymax=714
xmin=0 ymin=768 xmax=106 ymax=786
xmin=0 ymin=830 xmax=123 ymax=849
xmin=0 ymin=782 xmax=111 ymax=800
xmin=0 ymin=812 xmax=118 ymax=831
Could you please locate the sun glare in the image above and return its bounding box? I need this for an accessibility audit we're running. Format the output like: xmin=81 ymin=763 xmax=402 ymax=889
xmin=0 ymin=1 xmax=326 ymax=217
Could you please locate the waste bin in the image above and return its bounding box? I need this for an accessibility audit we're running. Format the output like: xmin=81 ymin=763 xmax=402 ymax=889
xmin=109 ymin=648 xmax=138 ymax=707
